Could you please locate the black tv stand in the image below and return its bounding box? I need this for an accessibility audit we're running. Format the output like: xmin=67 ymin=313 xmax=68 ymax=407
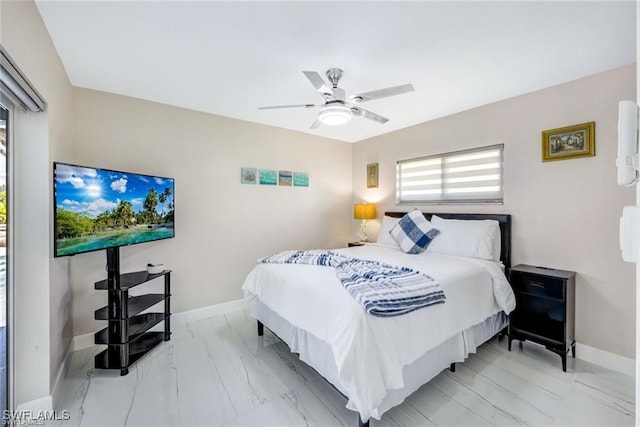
xmin=94 ymin=247 xmax=171 ymax=376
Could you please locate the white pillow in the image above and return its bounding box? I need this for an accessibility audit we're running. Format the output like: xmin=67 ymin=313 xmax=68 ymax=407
xmin=426 ymin=215 xmax=501 ymax=261
xmin=376 ymin=215 xmax=401 ymax=248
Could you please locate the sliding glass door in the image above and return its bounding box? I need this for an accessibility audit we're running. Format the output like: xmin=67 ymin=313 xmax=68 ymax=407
xmin=0 ymin=104 xmax=8 ymax=414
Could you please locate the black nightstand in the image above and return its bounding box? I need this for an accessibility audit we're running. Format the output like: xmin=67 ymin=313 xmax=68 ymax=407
xmin=508 ymin=264 xmax=576 ymax=372
xmin=347 ymin=242 xmax=365 ymax=247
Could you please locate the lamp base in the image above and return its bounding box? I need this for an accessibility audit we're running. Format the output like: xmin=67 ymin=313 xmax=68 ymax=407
xmin=358 ymin=220 xmax=370 ymax=242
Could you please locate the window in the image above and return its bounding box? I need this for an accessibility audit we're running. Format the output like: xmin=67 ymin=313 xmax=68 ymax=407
xmin=396 ymin=144 xmax=504 ymax=204
xmin=1 ymin=43 xmax=45 ymax=413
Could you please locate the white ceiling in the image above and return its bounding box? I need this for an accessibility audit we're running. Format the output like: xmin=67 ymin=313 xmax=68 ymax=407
xmin=35 ymin=1 xmax=636 ymax=143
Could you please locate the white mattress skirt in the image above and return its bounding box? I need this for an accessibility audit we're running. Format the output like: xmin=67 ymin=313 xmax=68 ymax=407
xmin=252 ymin=301 xmax=508 ymax=420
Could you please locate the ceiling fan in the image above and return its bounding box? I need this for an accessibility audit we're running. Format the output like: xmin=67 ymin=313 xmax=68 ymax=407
xmin=258 ymin=68 xmax=414 ymax=129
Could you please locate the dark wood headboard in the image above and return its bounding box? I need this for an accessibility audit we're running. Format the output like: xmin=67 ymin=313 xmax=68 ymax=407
xmin=385 ymin=211 xmax=512 ymax=271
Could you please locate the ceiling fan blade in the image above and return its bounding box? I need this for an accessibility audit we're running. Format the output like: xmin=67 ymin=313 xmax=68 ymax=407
xmin=258 ymin=104 xmax=319 ymax=110
xmin=351 ymin=106 xmax=389 ymax=124
xmin=350 ymin=83 xmax=415 ymax=103
xmin=303 ymin=71 xmax=336 ymax=98
xmin=310 ymin=117 xmax=322 ymax=129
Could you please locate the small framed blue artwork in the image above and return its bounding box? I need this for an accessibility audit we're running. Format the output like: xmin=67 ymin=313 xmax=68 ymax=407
xmin=259 ymin=169 xmax=277 ymax=185
xmin=294 ymin=172 xmax=309 ymax=187
xmin=241 ymin=167 xmax=257 ymax=184
xmin=279 ymin=170 xmax=292 ymax=186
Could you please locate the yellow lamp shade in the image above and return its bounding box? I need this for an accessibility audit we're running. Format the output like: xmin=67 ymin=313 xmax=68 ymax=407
xmin=353 ymin=203 xmax=376 ymax=220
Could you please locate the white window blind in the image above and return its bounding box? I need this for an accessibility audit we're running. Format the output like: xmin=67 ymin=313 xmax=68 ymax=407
xmin=396 ymin=144 xmax=504 ymax=204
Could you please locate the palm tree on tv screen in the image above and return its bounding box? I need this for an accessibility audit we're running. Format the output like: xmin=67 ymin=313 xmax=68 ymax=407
xmin=158 ymin=187 xmax=172 ymax=220
xmin=143 ymin=188 xmax=158 ymax=223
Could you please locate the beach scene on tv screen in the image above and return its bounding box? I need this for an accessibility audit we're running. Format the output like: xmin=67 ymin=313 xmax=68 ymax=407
xmin=55 ymin=164 xmax=174 ymax=256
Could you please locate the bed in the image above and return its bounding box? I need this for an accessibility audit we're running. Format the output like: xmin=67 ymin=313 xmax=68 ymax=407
xmin=241 ymin=212 xmax=515 ymax=426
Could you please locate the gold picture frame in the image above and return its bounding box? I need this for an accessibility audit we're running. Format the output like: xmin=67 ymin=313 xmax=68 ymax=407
xmin=542 ymin=121 xmax=595 ymax=162
xmin=367 ymin=163 xmax=378 ymax=188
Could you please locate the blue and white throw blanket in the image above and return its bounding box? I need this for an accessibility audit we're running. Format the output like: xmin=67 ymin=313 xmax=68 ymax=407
xmin=260 ymin=250 xmax=446 ymax=317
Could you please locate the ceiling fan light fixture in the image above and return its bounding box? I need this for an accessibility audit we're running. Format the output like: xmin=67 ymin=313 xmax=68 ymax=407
xmin=318 ymin=104 xmax=352 ymax=126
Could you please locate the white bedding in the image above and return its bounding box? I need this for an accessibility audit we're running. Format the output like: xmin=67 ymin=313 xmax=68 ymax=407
xmin=241 ymin=244 xmax=515 ymax=421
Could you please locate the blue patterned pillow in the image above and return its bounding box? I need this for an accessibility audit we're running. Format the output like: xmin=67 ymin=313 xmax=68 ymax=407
xmin=389 ymin=208 xmax=440 ymax=254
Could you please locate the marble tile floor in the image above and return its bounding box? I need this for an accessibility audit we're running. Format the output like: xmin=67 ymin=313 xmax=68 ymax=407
xmin=49 ymin=308 xmax=634 ymax=427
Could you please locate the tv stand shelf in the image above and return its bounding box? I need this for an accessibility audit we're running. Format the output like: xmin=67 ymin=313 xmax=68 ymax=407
xmin=94 ymin=294 xmax=166 ymax=320
xmin=94 ymin=247 xmax=171 ymax=376
xmin=94 ymin=312 xmax=169 ymax=345
xmin=95 ymin=270 xmax=171 ymax=290
xmin=95 ymin=332 xmax=166 ymax=373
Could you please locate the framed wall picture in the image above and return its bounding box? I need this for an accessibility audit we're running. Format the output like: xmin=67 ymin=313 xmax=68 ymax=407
xmin=278 ymin=170 xmax=292 ymax=186
xmin=259 ymin=169 xmax=277 ymax=185
xmin=542 ymin=122 xmax=595 ymax=162
xmin=293 ymin=172 xmax=309 ymax=187
xmin=240 ymin=167 xmax=257 ymax=184
xmin=367 ymin=163 xmax=379 ymax=188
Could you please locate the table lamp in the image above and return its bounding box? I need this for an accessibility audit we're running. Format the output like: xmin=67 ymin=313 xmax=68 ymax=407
xmin=353 ymin=203 xmax=376 ymax=242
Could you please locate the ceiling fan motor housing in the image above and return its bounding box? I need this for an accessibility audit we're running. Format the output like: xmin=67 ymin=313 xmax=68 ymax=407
xmin=331 ymin=87 xmax=346 ymax=102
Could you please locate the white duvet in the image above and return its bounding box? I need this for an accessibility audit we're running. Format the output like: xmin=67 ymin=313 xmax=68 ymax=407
xmin=241 ymin=244 xmax=515 ymax=421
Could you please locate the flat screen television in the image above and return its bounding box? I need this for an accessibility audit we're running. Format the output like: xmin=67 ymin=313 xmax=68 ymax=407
xmin=54 ymin=162 xmax=175 ymax=257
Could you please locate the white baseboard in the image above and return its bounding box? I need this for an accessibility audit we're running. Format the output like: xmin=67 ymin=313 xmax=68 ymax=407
xmin=16 ymin=395 xmax=52 ymax=412
xmin=71 ymin=331 xmax=95 ymax=352
xmin=51 ymin=343 xmax=73 ymax=409
xmin=72 ymin=298 xmax=248 ymax=351
xmin=171 ymin=298 xmax=247 ymax=325
xmin=575 ymin=342 xmax=635 ymax=377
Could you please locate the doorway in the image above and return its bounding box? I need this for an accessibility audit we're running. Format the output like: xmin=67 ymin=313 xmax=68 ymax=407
xmin=0 ymin=104 xmax=9 ymax=414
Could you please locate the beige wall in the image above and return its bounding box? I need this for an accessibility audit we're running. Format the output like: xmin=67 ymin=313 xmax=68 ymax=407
xmin=353 ymin=64 xmax=637 ymax=358
xmin=1 ymin=0 xmax=74 ymax=407
xmin=70 ymin=88 xmax=353 ymax=336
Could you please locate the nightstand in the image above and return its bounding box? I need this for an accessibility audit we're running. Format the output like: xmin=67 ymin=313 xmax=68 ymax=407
xmin=348 ymin=241 xmax=365 ymax=247
xmin=508 ymin=264 xmax=576 ymax=372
